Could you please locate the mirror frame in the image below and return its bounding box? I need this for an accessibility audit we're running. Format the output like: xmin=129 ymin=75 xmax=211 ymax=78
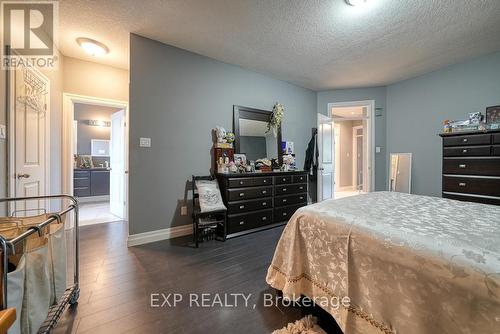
xmin=233 ymin=105 xmax=283 ymax=165
xmin=389 ymin=152 xmax=412 ymax=193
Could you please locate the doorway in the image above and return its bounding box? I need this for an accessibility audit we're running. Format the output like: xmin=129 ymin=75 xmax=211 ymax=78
xmin=63 ymin=94 xmax=129 ymax=226
xmin=317 ymin=100 xmax=374 ymax=202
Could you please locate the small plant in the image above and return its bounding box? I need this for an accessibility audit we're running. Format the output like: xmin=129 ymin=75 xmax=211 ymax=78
xmin=267 ymin=102 xmax=284 ymax=137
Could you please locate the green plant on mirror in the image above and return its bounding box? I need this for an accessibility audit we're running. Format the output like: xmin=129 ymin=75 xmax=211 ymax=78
xmin=267 ymin=102 xmax=284 ymax=137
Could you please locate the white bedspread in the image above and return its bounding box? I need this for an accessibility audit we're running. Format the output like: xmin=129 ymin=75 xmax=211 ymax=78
xmin=266 ymin=191 xmax=500 ymax=334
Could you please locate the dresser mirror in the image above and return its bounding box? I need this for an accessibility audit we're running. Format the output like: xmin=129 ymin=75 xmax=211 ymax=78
xmin=233 ymin=105 xmax=282 ymax=164
xmin=389 ymin=153 xmax=412 ymax=193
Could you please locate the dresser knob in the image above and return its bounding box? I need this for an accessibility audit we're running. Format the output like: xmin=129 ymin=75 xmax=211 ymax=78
xmin=283 ymin=178 xmax=286 ymax=181
xmin=239 ymin=221 xmax=245 ymax=225
xmin=459 ymin=164 xmax=466 ymax=169
xmin=262 ymin=202 xmax=267 ymax=206
xmin=299 ymin=186 xmax=304 ymax=190
xmin=463 ymin=138 xmax=468 ymax=142
xmin=283 ymin=199 xmax=287 ymax=202
xmin=299 ymin=196 xmax=304 ymax=200
xmin=239 ymin=205 xmax=245 ymax=209
xmin=459 ymin=182 xmax=467 ymax=187
xmin=462 ymin=149 xmax=468 ymax=153
xmin=282 ymin=212 xmax=287 ymax=216
xmin=262 ymin=217 xmax=267 ymax=221
xmin=239 ymin=193 xmax=244 ymax=197
xmin=239 ymin=181 xmax=244 ymax=185
xmin=263 ymin=180 xmax=267 ymax=183
xmin=283 ymin=188 xmax=287 ymax=192
xmin=262 ymin=190 xmax=267 ymax=194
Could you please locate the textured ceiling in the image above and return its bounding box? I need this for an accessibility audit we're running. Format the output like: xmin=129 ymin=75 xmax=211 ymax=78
xmin=59 ymin=0 xmax=500 ymax=90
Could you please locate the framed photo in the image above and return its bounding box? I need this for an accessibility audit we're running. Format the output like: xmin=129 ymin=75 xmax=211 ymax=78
xmin=234 ymin=153 xmax=247 ymax=166
xmin=486 ymin=105 xmax=500 ymax=124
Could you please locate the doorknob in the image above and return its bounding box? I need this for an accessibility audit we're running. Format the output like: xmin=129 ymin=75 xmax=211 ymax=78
xmin=17 ymin=173 xmax=30 ymax=179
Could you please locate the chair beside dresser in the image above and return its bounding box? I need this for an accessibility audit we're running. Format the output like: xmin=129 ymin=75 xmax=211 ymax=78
xmin=440 ymin=130 xmax=500 ymax=205
xmin=217 ymin=171 xmax=308 ymax=238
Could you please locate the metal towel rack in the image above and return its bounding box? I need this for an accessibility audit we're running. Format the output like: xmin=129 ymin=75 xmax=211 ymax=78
xmin=0 ymin=194 xmax=80 ymax=334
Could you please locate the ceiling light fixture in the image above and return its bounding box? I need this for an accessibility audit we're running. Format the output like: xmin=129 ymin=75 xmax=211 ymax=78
xmin=345 ymin=0 xmax=369 ymax=6
xmin=77 ymin=37 xmax=109 ymax=57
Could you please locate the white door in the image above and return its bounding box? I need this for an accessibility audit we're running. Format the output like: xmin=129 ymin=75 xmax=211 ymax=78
xmin=110 ymin=110 xmax=126 ymax=218
xmin=317 ymin=113 xmax=335 ymax=202
xmin=10 ymin=66 xmax=50 ymax=215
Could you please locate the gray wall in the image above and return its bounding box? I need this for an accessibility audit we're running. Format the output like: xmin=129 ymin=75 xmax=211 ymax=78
xmin=129 ymin=34 xmax=317 ymax=235
xmin=74 ymin=103 xmax=121 ymax=155
xmin=317 ymin=87 xmax=387 ymax=191
xmin=386 ymin=51 xmax=500 ymax=196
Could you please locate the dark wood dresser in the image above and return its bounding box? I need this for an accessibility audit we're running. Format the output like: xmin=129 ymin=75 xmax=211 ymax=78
xmin=217 ymin=171 xmax=308 ymax=238
xmin=440 ymin=130 xmax=500 ymax=205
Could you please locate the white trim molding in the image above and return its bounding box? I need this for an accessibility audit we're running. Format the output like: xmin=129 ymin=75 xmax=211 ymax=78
xmin=327 ymin=100 xmax=376 ymax=192
xmin=62 ymin=93 xmax=129 ymax=223
xmin=127 ymin=225 xmax=193 ymax=247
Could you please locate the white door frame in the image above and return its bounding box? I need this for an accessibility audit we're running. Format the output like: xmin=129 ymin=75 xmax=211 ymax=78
xmin=328 ymin=100 xmax=375 ymax=192
xmin=8 ymin=66 xmax=51 ymax=203
xmin=62 ymin=93 xmax=129 ymax=220
xmin=352 ymin=125 xmax=363 ymax=190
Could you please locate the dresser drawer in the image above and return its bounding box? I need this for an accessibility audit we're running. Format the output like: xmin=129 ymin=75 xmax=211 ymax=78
xmin=227 ymin=209 xmax=273 ymax=234
xmin=275 ymin=175 xmax=293 ymax=185
xmin=227 ymin=198 xmax=272 ymax=214
xmin=275 ymin=184 xmax=306 ymax=195
xmin=493 ymin=146 xmax=500 ymax=156
xmin=443 ymin=146 xmax=491 ymax=157
xmin=443 ymin=158 xmax=500 ymax=176
xmin=275 ymin=193 xmax=307 ymax=207
xmin=228 ymin=177 xmax=254 ymax=188
xmin=227 ymin=186 xmax=273 ymax=201
xmin=253 ymin=177 xmax=273 ymax=186
xmin=292 ymin=174 xmax=307 ymax=183
xmin=74 ymin=187 xmax=90 ymax=197
xmin=74 ymin=170 xmax=90 ymax=178
xmin=442 ymin=134 xmax=491 ymax=147
xmin=274 ymin=204 xmax=304 ymax=222
xmin=73 ymin=177 xmax=90 ymax=187
xmin=443 ymin=176 xmax=500 ymax=197
xmin=493 ymin=133 xmax=500 ymax=144
xmin=443 ymin=193 xmax=500 ymax=206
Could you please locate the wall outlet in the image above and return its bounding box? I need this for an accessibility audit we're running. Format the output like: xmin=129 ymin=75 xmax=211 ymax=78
xmin=139 ymin=137 xmax=151 ymax=147
xmin=0 ymin=124 xmax=6 ymax=139
xmin=180 ymin=206 xmax=188 ymax=216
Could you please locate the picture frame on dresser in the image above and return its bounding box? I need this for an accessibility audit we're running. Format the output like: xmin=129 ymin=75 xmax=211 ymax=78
xmin=486 ymin=105 xmax=500 ymax=124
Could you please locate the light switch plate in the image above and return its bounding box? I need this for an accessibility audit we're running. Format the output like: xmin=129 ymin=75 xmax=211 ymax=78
xmin=139 ymin=137 xmax=151 ymax=147
xmin=376 ymin=146 xmax=381 ymax=153
xmin=0 ymin=124 xmax=6 ymax=139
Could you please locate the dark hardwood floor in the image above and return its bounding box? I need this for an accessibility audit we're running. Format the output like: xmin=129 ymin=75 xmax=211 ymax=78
xmin=53 ymin=222 xmax=305 ymax=334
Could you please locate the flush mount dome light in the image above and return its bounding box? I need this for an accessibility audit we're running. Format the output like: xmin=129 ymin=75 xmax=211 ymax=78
xmin=345 ymin=0 xmax=369 ymax=6
xmin=77 ymin=38 xmax=109 ymax=57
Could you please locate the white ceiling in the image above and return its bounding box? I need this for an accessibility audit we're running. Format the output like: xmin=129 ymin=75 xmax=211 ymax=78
xmin=59 ymin=0 xmax=500 ymax=90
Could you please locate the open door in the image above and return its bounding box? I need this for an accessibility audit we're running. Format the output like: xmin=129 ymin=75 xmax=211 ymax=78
xmin=10 ymin=65 xmax=50 ymax=215
xmin=110 ymin=110 xmax=126 ymax=218
xmin=317 ymin=113 xmax=335 ymax=202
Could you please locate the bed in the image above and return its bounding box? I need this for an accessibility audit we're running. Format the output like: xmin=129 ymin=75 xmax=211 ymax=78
xmin=266 ymin=191 xmax=500 ymax=334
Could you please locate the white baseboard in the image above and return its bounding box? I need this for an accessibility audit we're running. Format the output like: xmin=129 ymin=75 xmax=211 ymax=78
xmin=127 ymin=224 xmax=193 ymax=247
